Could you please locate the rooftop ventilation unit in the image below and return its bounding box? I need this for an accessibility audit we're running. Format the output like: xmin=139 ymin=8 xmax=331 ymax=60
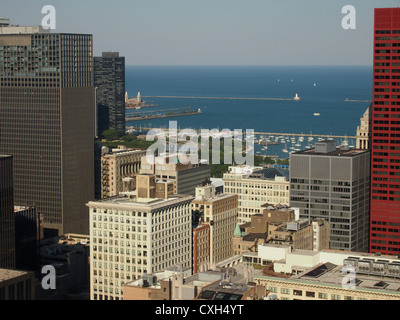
xmin=387 ymin=263 xmax=400 ymax=278
xmin=356 ymin=259 xmax=374 ymax=275
xmin=371 ymin=261 xmax=388 ymax=276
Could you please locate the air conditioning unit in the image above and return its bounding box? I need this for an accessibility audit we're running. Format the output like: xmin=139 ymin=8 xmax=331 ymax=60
xmin=356 ymin=260 xmax=374 ymax=274
xmin=387 ymin=263 xmax=400 ymax=278
xmin=372 ymin=261 xmax=388 ymax=276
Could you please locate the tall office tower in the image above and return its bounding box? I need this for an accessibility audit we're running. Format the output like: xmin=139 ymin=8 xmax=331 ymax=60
xmin=370 ymin=8 xmax=400 ymax=255
xmin=94 ymin=52 xmax=126 ymax=137
xmin=223 ymin=166 xmax=290 ymax=224
xmin=0 ymin=155 xmax=15 ymax=269
xmin=290 ymin=141 xmax=371 ymax=252
xmin=356 ymin=106 xmax=372 ymax=150
xmin=0 ymin=25 xmax=95 ymax=236
xmin=14 ymin=206 xmax=38 ymax=271
xmin=88 ymin=174 xmax=194 ymax=300
xmin=191 ymin=184 xmax=238 ymax=274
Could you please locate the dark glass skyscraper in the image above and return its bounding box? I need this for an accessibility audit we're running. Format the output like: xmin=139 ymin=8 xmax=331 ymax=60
xmin=0 ymin=26 xmax=95 ymax=236
xmin=370 ymin=8 xmax=400 ymax=255
xmin=94 ymin=52 xmax=126 ymax=137
xmin=0 ymin=155 xmax=15 ymax=269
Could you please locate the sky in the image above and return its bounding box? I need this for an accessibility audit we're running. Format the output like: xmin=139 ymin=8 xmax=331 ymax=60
xmin=1 ymin=0 xmax=399 ymax=66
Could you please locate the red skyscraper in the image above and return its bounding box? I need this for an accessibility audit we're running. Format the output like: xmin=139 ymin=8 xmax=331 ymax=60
xmin=370 ymin=8 xmax=400 ymax=255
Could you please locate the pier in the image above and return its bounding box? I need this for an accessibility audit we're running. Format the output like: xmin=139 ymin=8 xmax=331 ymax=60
xmin=126 ymin=108 xmax=202 ymax=122
xmin=143 ymin=95 xmax=295 ymax=101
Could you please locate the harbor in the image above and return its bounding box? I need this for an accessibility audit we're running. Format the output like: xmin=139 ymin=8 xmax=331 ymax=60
xmin=125 ymin=125 xmax=357 ymax=159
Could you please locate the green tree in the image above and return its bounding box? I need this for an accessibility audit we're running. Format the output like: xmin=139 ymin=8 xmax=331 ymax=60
xmin=102 ymin=129 xmax=119 ymax=141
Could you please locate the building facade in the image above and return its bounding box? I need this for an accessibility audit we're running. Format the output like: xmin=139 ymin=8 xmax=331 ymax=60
xmin=14 ymin=206 xmax=38 ymax=271
xmin=140 ymin=155 xmax=211 ymax=196
xmin=0 ymin=269 xmax=34 ymax=300
xmin=223 ymin=166 xmax=290 ymax=224
xmin=0 ymin=25 xmax=95 ymax=236
xmin=193 ymin=224 xmax=210 ymax=274
xmin=0 ymin=155 xmax=15 ymax=269
xmin=232 ymin=204 xmax=330 ymax=256
xmin=191 ymin=185 xmax=238 ymax=273
xmin=356 ymin=106 xmax=372 ymax=150
xmin=370 ymin=7 xmax=400 ymax=255
xmin=253 ymin=245 xmax=400 ymax=300
xmin=88 ymin=176 xmax=194 ymax=300
xmin=94 ymin=52 xmax=126 ymax=137
xmin=290 ymin=141 xmax=370 ymax=252
xmin=101 ymin=146 xmax=146 ymax=199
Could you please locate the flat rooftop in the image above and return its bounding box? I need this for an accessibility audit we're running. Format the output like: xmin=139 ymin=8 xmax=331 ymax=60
xmin=193 ymin=192 xmax=237 ymax=202
xmin=249 ymin=167 xmax=290 ymax=180
xmin=0 ymin=269 xmax=31 ymax=282
xmin=292 ymin=262 xmax=400 ymax=295
xmin=294 ymin=147 xmax=368 ymax=158
xmin=87 ymin=194 xmax=194 ymax=210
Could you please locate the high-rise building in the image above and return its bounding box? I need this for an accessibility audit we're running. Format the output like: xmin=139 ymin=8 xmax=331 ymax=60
xmin=0 ymin=25 xmax=95 ymax=236
xmin=191 ymin=184 xmax=238 ymax=273
xmin=88 ymin=174 xmax=194 ymax=300
xmin=100 ymin=146 xmax=146 ymax=199
xmin=14 ymin=206 xmax=38 ymax=271
xmin=290 ymin=141 xmax=370 ymax=252
xmin=0 ymin=155 xmax=15 ymax=269
xmin=356 ymin=106 xmax=372 ymax=150
xmin=370 ymin=8 xmax=400 ymax=255
xmin=223 ymin=166 xmax=290 ymax=224
xmin=94 ymin=52 xmax=126 ymax=137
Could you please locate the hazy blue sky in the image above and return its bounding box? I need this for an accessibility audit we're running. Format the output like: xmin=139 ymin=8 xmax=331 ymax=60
xmin=1 ymin=0 xmax=399 ymax=66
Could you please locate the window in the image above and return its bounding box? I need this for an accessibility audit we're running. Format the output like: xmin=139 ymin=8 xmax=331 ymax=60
xmin=293 ymin=290 xmax=303 ymax=296
xmin=268 ymin=286 xmax=277 ymax=293
xmin=318 ymin=293 xmax=328 ymax=299
xmin=281 ymin=288 xmax=290 ymax=295
xmin=306 ymin=291 xmax=315 ymax=298
xmin=331 ymin=294 xmax=341 ymax=300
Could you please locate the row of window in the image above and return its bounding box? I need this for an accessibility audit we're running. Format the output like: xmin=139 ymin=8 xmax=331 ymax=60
xmin=268 ymin=287 xmax=366 ymax=300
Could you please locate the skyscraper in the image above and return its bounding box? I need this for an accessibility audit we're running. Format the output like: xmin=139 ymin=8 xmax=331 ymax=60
xmin=0 ymin=155 xmax=15 ymax=269
xmin=88 ymin=175 xmax=194 ymax=300
xmin=370 ymin=8 xmax=400 ymax=255
xmin=94 ymin=52 xmax=126 ymax=137
xmin=290 ymin=141 xmax=370 ymax=252
xmin=0 ymin=24 xmax=95 ymax=236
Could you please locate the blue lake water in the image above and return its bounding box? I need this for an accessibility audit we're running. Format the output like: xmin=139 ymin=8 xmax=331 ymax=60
xmin=125 ymin=65 xmax=373 ymax=158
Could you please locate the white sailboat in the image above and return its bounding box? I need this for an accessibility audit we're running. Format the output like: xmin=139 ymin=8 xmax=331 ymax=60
xmin=283 ymin=143 xmax=289 ymax=153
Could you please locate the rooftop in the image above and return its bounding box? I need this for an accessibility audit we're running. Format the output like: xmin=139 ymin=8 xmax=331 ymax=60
xmin=87 ymin=194 xmax=194 ymax=210
xmin=294 ymin=147 xmax=369 ymax=158
xmin=0 ymin=269 xmax=31 ymax=282
xmin=249 ymin=167 xmax=290 ymax=181
xmin=196 ymin=263 xmax=263 ymax=300
xmin=292 ymin=262 xmax=400 ymax=295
